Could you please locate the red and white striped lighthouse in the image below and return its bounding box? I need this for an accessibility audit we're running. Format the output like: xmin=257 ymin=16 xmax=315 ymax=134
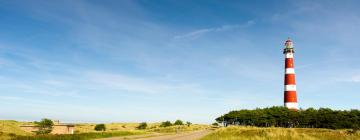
xmin=283 ymin=38 xmax=299 ymax=110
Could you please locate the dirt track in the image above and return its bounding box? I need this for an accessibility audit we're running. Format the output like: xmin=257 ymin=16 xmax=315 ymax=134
xmin=96 ymin=130 xmax=212 ymax=140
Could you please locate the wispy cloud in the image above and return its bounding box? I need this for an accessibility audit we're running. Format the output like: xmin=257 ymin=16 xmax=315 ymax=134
xmin=349 ymin=74 xmax=360 ymax=82
xmin=86 ymin=71 xmax=204 ymax=94
xmin=173 ymin=20 xmax=255 ymax=40
xmin=0 ymin=96 xmax=23 ymax=101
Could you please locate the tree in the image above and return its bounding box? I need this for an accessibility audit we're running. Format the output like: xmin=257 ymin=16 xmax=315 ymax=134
xmin=94 ymin=124 xmax=106 ymax=131
xmin=216 ymin=106 xmax=360 ymax=129
xmin=174 ymin=120 xmax=183 ymax=125
xmin=137 ymin=122 xmax=147 ymax=129
xmin=212 ymin=122 xmax=219 ymax=126
xmin=160 ymin=121 xmax=172 ymax=127
xmin=186 ymin=121 xmax=192 ymax=127
xmin=34 ymin=118 xmax=54 ymax=135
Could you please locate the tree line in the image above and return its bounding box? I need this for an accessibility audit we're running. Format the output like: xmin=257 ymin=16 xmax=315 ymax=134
xmin=216 ymin=106 xmax=360 ymax=129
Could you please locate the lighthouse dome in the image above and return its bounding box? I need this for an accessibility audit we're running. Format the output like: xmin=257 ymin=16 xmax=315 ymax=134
xmin=284 ymin=38 xmax=293 ymax=48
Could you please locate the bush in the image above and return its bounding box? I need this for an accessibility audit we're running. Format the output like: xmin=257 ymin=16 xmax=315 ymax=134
xmin=34 ymin=118 xmax=54 ymax=135
xmin=137 ymin=122 xmax=147 ymax=129
xmin=174 ymin=120 xmax=183 ymax=125
xmin=160 ymin=121 xmax=172 ymax=127
xmin=8 ymin=133 xmax=16 ymax=137
xmin=186 ymin=121 xmax=192 ymax=127
xmin=212 ymin=122 xmax=219 ymax=126
xmin=94 ymin=124 xmax=106 ymax=131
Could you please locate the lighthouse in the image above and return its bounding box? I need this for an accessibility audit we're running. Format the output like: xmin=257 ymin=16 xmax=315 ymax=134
xmin=283 ymin=38 xmax=299 ymax=110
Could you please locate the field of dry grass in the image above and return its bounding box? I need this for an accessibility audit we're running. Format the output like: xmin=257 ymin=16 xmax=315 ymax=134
xmin=201 ymin=126 xmax=360 ymax=140
xmin=0 ymin=120 xmax=209 ymax=140
xmin=75 ymin=122 xmax=209 ymax=133
xmin=0 ymin=120 xmax=33 ymax=139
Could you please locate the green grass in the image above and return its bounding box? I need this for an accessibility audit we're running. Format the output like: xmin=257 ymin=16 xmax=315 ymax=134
xmin=0 ymin=120 xmax=33 ymax=140
xmin=75 ymin=123 xmax=210 ymax=134
xmin=0 ymin=120 xmax=209 ymax=140
xmin=12 ymin=130 xmax=147 ymax=140
xmin=147 ymin=124 xmax=210 ymax=133
xmin=75 ymin=122 xmax=160 ymax=133
xmin=201 ymin=126 xmax=360 ymax=140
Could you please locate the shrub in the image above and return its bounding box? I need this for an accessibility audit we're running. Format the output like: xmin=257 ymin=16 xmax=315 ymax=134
xmin=212 ymin=122 xmax=219 ymax=126
xmin=34 ymin=118 xmax=54 ymax=135
xmin=137 ymin=122 xmax=147 ymax=129
xmin=8 ymin=133 xmax=16 ymax=137
xmin=94 ymin=124 xmax=106 ymax=131
xmin=186 ymin=121 xmax=192 ymax=127
xmin=174 ymin=120 xmax=183 ymax=125
xmin=160 ymin=121 xmax=172 ymax=127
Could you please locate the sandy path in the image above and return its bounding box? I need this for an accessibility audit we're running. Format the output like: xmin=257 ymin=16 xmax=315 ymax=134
xmin=96 ymin=130 xmax=212 ymax=140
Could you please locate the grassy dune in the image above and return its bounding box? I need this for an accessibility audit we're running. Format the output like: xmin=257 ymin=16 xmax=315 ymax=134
xmin=75 ymin=123 xmax=209 ymax=133
xmin=13 ymin=131 xmax=147 ymax=140
xmin=0 ymin=120 xmax=33 ymax=139
xmin=0 ymin=120 xmax=209 ymax=140
xmin=147 ymin=124 xmax=209 ymax=133
xmin=201 ymin=126 xmax=360 ymax=140
xmin=75 ymin=122 xmax=160 ymax=133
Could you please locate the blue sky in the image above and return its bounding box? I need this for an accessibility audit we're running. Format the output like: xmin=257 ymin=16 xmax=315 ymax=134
xmin=0 ymin=0 xmax=360 ymax=124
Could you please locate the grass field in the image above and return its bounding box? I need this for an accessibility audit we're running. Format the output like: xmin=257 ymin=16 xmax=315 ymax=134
xmin=0 ymin=120 xmax=33 ymax=139
xmin=147 ymin=124 xmax=209 ymax=133
xmin=201 ymin=126 xmax=360 ymax=140
xmin=0 ymin=120 xmax=209 ymax=140
xmin=75 ymin=122 xmax=208 ymax=133
xmin=13 ymin=131 xmax=147 ymax=140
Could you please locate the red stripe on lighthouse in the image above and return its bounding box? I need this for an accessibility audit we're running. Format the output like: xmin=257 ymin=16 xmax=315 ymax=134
xmin=285 ymin=74 xmax=296 ymax=85
xmin=285 ymin=58 xmax=294 ymax=68
xmin=284 ymin=91 xmax=297 ymax=102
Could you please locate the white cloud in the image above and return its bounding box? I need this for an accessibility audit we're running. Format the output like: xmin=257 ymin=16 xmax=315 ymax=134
xmin=0 ymin=96 xmax=23 ymax=101
xmin=350 ymin=74 xmax=360 ymax=82
xmin=86 ymin=71 xmax=203 ymax=94
xmin=215 ymin=56 xmax=280 ymax=81
xmin=173 ymin=20 xmax=255 ymax=40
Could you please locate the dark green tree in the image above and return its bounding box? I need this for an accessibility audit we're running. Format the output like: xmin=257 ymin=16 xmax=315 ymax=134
xmin=216 ymin=106 xmax=360 ymax=129
xmin=137 ymin=122 xmax=147 ymax=129
xmin=94 ymin=124 xmax=106 ymax=131
xmin=160 ymin=121 xmax=172 ymax=127
xmin=186 ymin=121 xmax=192 ymax=127
xmin=174 ymin=120 xmax=183 ymax=125
xmin=212 ymin=122 xmax=219 ymax=126
xmin=34 ymin=118 xmax=54 ymax=135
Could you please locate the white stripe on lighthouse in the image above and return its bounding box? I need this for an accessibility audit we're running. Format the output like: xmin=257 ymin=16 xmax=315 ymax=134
xmin=285 ymin=68 xmax=295 ymax=74
xmin=285 ymin=85 xmax=296 ymax=91
xmin=285 ymin=53 xmax=293 ymax=58
xmin=284 ymin=102 xmax=299 ymax=109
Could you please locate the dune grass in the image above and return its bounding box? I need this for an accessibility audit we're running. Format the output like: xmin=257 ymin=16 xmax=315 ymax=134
xmin=12 ymin=130 xmax=147 ymax=140
xmin=75 ymin=123 xmax=209 ymax=134
xmin=147 ymin=124 xmax=209 ymax=133
xmin=75 ymin=122 xmax=161 ymax=133
xmin=0 ymin=120 xmax=209 ymax=140
xmin=0 ymin=120 xmax=33 ymax=140
xmin=201 ymin=126 xmax=360 ymax=140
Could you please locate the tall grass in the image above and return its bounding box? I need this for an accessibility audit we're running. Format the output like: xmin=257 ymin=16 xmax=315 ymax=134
xmin=0 ymin=120 xmax=209 ymax=140
xmin=0 ymin=120 xmax=33 ymax=140
xmin=12 ymin=131 xmax=146 ymax=140
xmin=147 ymin=124 xmax=209 ymax=133
xmin=201 ymin=126 xmax=360 ymax=140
